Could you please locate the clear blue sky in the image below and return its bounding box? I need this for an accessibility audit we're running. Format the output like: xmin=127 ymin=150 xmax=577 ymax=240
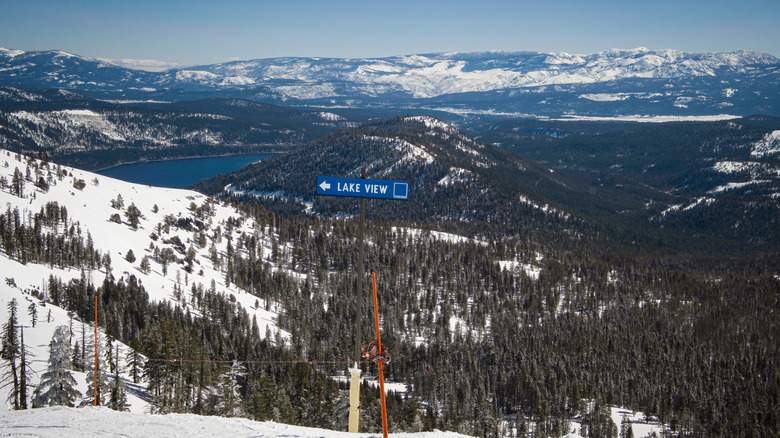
xmin=1 ymin=0 xmax=778 ymax=66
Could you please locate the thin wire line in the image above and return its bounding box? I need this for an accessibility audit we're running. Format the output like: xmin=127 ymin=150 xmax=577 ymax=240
xmin=145 ymin=358 xmax=375 ymax=365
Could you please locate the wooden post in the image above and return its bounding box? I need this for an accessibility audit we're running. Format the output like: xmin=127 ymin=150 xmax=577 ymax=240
xmin=371 ymin=271 xmax=389 ymax=438
xmin=356 ymin=167 xmax=366 ymax=363
xmin=348 ymin=364 xmax=361 ymax=432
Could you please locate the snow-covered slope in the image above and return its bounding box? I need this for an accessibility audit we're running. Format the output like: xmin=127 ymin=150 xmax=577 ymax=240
xmin=0 ymin=148 xmax=302 ymax=414
xmin=0 ymin=405 xmax=475 ymax=437
xmin=0 ymin=262 xmax=149 ymax=413
xmin=0 ymin=404 xmax=673 ymax=438
xmin=0 ymin=148 xmax=289 ymax=336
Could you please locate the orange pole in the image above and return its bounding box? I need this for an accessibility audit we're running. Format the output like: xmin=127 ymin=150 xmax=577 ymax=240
xmin=94 ymin=295 xmax=98 ymax=406
xmin=371 ymin=272 xmax=389 ymax=438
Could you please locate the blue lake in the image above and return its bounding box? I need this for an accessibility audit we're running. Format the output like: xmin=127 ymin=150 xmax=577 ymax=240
xmin=96 ymin=154 xmax=271 ymax=188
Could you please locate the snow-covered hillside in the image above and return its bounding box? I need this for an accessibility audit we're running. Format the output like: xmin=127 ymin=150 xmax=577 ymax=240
xmin=0 ymin=260 xmax=149 ymax=413
xmin=0 ymin=148 xmax=302 ymax=415
xmin=0 ymin=149 xmax=287 ymax=340
xmin=0 ymin=108 xmax=226 ymax=150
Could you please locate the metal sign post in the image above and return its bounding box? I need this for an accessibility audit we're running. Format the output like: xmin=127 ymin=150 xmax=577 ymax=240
xmin=316 ymin=171 xmax=408 ymax=433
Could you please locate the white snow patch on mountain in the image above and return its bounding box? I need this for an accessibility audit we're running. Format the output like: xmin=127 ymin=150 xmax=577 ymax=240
xmin=390 ymin=227 xmax=486 ymax=246
xmin=96 ymin=58 xmax=184 ymax=72
xmin=711 ymin=161 xmax=765 ymax=175
xmin=579 ymin=93 xmax=631 ymax=102
xmin=362 ymin=136 xmax=434 ymax=172
xmin=404 ymin=115 xmax=455 ymax=132
xmin=499 ymin=260 xmax=541 ymax=280
xmin=610 ymin=407 xmax=665 ymax=438
xmin=0 ymin=47 xmax=26 ymax=58
xmin=7 ymin=109 xmax=126 ymax=143
xmin=544 ymin=52 xmax=587 ymax=65
xmin=662 ymin=197 xmax=717 ymax=216
xmin=673 ymin=96 xmax=692 ymax=108
xmin=517 ymin=194 xmax=569 ymax=219
xmin=219 ymin=75 xmax=256 ymax=86
xmin=709 ymin=180 xmax=771 ymax=195
xmin=751 ymin=130 xmax=780 ymax=157
xmin=437 ymin=167 xmax=472 ymax=186
xmin=57 ymin=109 xmax=126 ymax=141
xmin=276 ymin=83 xmax=338 ymax=100
xmin=174 ymin=70 xmax=220 ymax=82
xmin=319 ymin=111 xmax=345 ymax=121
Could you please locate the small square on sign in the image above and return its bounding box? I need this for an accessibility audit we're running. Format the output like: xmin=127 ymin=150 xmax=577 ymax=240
xmin=393 ymin=182 xmax=408 ymax=199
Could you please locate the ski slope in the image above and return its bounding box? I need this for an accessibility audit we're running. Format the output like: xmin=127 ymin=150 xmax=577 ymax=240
xmin=0 ymin=405 xmax=475 ymax=437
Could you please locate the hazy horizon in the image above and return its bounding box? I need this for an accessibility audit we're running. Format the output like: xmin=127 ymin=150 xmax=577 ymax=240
xmin=1 ymin=0 xmax=778 ymax=68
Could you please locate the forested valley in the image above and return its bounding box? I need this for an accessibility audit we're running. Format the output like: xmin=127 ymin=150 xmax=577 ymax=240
xmin=2 ymin=163 xmax=777 ymax=436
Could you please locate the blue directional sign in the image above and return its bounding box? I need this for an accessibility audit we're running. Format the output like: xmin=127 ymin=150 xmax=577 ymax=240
xmin=316 ymin=176 xmax=409 ymax=200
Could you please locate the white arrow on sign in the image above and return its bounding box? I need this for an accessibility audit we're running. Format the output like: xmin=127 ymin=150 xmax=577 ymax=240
xmin=319 ymin=180 xmax=331 ymax=191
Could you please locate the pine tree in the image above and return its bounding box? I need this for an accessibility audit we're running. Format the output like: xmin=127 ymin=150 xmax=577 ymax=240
xmin=11 ymin=167 xmax=24 ymax=197
xmin=273 ymin=388 xmax=295 ymax=424
xmin=140 ymin=256 xmax=151 ymax=274
xmin=105 ymin=336 xmax=115 ymax=375
xmin=111 ymin=193 xmax=124 ymax=210
xmin=27 ymin=303 xmax=37 ymax=328
xmin=125 ymin=203 xmax=143 ymax=230
xmin=72 ymin=341 xmax=83 ymax=372
xmin=107 ymin=345 xmax=129 ymax=411
xmin=33 ymin=326 xmax=81 ymax=407
xmin=125 ymin=338 xmax=144 ymax=384
xmin=18 ymin=326 xmax=34 ymax=409
xmin=621 ymin=415 xmax=634 ymax=438
xmin=84 ymin=331 xmax=111 ymax=406
xmin=218 ymin=360 xmax=246 ymax=417
xmin=1 ymin=299 xmax=20 ymax=409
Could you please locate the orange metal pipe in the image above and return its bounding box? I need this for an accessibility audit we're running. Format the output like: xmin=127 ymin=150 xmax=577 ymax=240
xmin=371 ymin=272 xmax=389 ymax=438
xmin=94 ymin=295 xmax=98 ymax=406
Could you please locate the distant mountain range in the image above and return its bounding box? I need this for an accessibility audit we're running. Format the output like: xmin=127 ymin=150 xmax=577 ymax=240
xmin=2 ymin=47 xmax=779 ymax=117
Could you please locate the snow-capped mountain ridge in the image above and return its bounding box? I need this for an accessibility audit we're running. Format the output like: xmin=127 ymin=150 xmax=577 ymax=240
xmin=1 ymin=47 xmax=778 ymax=117
xmin=185 ymin=48 xmax=779 ymax=99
